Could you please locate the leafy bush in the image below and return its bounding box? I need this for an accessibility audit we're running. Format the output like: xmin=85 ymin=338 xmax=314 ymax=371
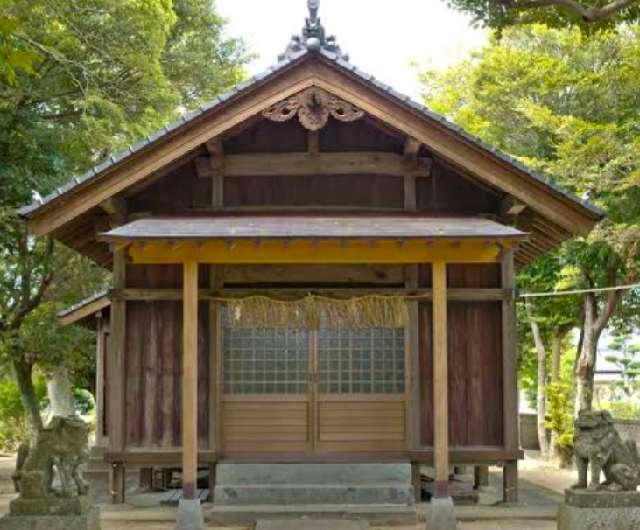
xmin=601 ymin=401 xmax=640 ymax=421
xmin=0 ymin=376 xmax=46 ymax=451
xmin=546 ymin=381 xmax=575 ymax=467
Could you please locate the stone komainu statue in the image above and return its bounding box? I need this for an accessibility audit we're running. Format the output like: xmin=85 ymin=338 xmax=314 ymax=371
xmin=13 ymin=416 xmax=90 ymax=499
xmin=573 ymin=410 xmax=640 ymax=492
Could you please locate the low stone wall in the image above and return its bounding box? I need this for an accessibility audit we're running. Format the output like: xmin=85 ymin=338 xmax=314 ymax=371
xmin=519 ymin=413 xmax=540 ymax=450
xmin=613 ymin=420 xmax=640 ymax=446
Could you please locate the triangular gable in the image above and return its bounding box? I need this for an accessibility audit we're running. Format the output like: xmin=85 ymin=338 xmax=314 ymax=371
xmin=19 ymin=50 xmax=602 ymax=239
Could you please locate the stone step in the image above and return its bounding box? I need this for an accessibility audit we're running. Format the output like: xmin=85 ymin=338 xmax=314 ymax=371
xmin=213 ymin=463 xmax=415 ymax=506
xmin=256 ymin=519 xmax=370 ymax=530
xmin=207 ymin=503 xmax=418 ymax=527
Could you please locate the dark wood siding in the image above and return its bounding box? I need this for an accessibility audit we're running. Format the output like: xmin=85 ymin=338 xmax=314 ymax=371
xmin=419 ymin=301 xmax=503 ymax=447
xmin=224 ymin=174 xmax=404 ymax=209
xmin=126 ymin=264 xmax=210 ymax=289
xmin=418 ymin=264 xmax=503 ymax=447
xmin=416 ymin=161 xmax=500 ymax=215
xmin=124 ymin=300 xmax=210 ymax=448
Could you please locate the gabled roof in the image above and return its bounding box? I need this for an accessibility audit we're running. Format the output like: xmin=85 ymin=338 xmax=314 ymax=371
xmin=18 ymin=45 xmax=602 ymax=224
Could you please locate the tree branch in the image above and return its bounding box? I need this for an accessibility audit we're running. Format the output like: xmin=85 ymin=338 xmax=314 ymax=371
xmin=9 ymin=238 xmax=55 ymax=331
xmin=505 ymin=0 xmax=639 ymax=22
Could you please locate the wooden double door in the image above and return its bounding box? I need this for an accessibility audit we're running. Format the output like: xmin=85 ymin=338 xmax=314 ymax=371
xmin=220 ymin=326 xmax=409 ymax=455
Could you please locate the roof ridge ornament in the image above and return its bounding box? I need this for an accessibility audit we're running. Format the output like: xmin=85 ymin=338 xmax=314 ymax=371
xmin=279 ymin=0 xmax=349 ymax=62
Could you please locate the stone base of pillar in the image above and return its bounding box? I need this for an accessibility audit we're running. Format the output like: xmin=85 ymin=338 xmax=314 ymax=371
xmin=425 ymin=496 xmax=456 ymax=530
xmin=175 ymin=499 xmax=204 ymax=530
xmin=557 ymin=489 xmax=640 ymax=530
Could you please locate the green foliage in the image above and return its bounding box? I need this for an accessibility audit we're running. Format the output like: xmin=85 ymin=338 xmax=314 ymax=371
xmin=0 ymin=375 xmax=46 ymax=451
xmin=605 ymin=333 xmax=640 ymax=397
xmin=444 ymin=0 xmax=640 ymax=31
xmin=0 ymin=0 xmax=249 ymax=430
xmin=421 ymin=24 xmax=640 ymax=413
xmin=0 ymin=10 xmax=40 ymax=85
xmin=601 ymin=400 xmax=640 ymax=420
xmin=546 ymin=381 xmax=575 ymax=464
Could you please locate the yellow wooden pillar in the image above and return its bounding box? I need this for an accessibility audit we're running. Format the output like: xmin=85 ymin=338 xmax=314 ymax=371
xmin=182 ymin=261 xmax=199 ymax=500
xmin=432 ymin=261 xmax=449 ymax=498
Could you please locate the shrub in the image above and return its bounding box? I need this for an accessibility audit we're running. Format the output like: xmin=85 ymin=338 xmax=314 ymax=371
xmin=546 ymin=381 xmax=575 ymax=467
xmin=0 ymin=376 xmax=47 ymax=452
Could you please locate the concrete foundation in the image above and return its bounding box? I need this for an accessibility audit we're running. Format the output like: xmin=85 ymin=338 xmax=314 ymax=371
xmin=85 ymin=446 xmax=142 ymax=504
xmin=213 ymin=463 xmax=415 ymax=506
xmin=175 ymin=499 xmax=204 ymax=530
xmin=256 ymin=519 xmax=369 ymax=530
xmin=425 ymin=497 xmax=456 ymax=530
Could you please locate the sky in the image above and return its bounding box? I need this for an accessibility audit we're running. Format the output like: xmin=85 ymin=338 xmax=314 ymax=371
xmin=216 ymin=0 xmax=487 ymax=101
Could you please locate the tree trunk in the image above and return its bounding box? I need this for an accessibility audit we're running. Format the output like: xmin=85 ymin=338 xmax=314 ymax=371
xmin=551 ymin=332 xmax=562 ymax=383
xmin=549 ymin=328 xmax=568 ymax=461
xmin=575 ymin=293 xmax=599 ymax=415
xmin=12 ymin=357 xmax=43 ymax=440
xmin=527 ymin=303 xmax=549 ymax=457
xmin=46 ymin=367 xmax=75 ymax=419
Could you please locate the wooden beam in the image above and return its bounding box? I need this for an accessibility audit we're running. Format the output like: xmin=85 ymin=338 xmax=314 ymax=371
xmin=100 ymin=197 xmax=127 ymax=218
xmin=112 ymin=287 xmax=508 ymax=302
xmin=107 ymin=248 xmax=126 ymax=504
xmin=404 ymin=138 xmax=420 ymax=211
xmin=405 ymin=266 xmax=420 ymax=453
xmin=501 ymin=195 xmax=527 ymax=217
xmin=432 ymin=261 xmax=449 ymax=498
xmin=125 ymin=239 xmax=508 ymax=265
xmin=308 ymin=130 xmax=320 ymax=155
xmin=182 ymin=261 xmax=199 ymax=500
xmin=195 ymin=152 xmax=432 ymax=179
xmin=501 ymin=249 xmax=519 ymax=503
xmin=206 ymin=138 xmax=223 ymax=157
xmin=95 ymin=316 xmax=106 ymax=447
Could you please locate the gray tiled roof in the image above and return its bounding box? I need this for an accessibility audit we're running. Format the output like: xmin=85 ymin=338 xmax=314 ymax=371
xmin=18 ymin=48 xmax=603 ymax=220
xmin=56 ymin=290 xmax=109 ymax=319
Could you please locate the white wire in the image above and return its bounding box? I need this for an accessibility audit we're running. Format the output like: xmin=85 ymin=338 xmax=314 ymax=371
xmin=519 ymin=283 xmax=640 ymax=299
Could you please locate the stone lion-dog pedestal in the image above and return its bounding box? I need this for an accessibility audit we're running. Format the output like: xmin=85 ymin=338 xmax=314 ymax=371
xmin=0 ymin=416 xmax=100 ymax=530
xmin=558 ymin=410 xmax=640 ymax=530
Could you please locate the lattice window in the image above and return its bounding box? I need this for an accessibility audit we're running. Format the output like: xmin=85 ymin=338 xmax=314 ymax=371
xmin=318 ymin=327 xmax=405 ymax=394
xmin=222 ymin=325 xmax=309 ymax=395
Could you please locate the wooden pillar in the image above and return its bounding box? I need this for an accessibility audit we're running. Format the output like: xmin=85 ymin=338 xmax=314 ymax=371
xmin=108 ymin=248 xmax=127 ymax=504
xmin=182 ymin=261 xmax=199 ymax=500
xmin=94 ymin=315 xmax=105 ymax=447
xmin=502 ymin=248 xmax=519 ymax=503
xmin=208 ymin=265 xmax=222 ymax=502
xmin=432 ymin=261 xmax=449 ymax=498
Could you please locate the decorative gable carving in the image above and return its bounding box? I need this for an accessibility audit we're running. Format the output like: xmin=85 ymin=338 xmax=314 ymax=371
xmin=262 ymin=87 xmax=364 ymax=131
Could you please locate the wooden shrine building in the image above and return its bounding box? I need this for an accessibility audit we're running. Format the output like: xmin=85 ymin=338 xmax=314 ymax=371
xmin=22 ymin=1 xmax=602 ymax=522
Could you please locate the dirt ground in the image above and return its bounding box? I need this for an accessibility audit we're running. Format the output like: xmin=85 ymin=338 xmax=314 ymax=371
xmin=0 ymin=453 xmax=566 ymax=530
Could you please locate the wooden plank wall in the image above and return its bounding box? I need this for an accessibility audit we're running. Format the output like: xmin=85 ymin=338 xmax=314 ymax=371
xmin=124 ymin=300 xmax=210 ymax=448
xmin=317 ymin=400 xmax=406 ymax=452
xmin=419 ymin=264 xmax=504 ymax=447
xmin=124 ymin=264 xmax=211 ymax=448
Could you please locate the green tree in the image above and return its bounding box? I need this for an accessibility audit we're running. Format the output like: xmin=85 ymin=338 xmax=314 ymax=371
xmin=605 ymin=333 xmax=640 ymax=398
xmin=420 ymin=24 xmax=640 ymax=415
xmin=444 ymin=0 xmax=640 ymax=30
xmin=0 ymin=0 xmax=248 ymax=435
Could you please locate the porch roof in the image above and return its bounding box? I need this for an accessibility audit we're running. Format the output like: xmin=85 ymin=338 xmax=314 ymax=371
xmin=100 ymin=215 xmax=527 ymax=243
